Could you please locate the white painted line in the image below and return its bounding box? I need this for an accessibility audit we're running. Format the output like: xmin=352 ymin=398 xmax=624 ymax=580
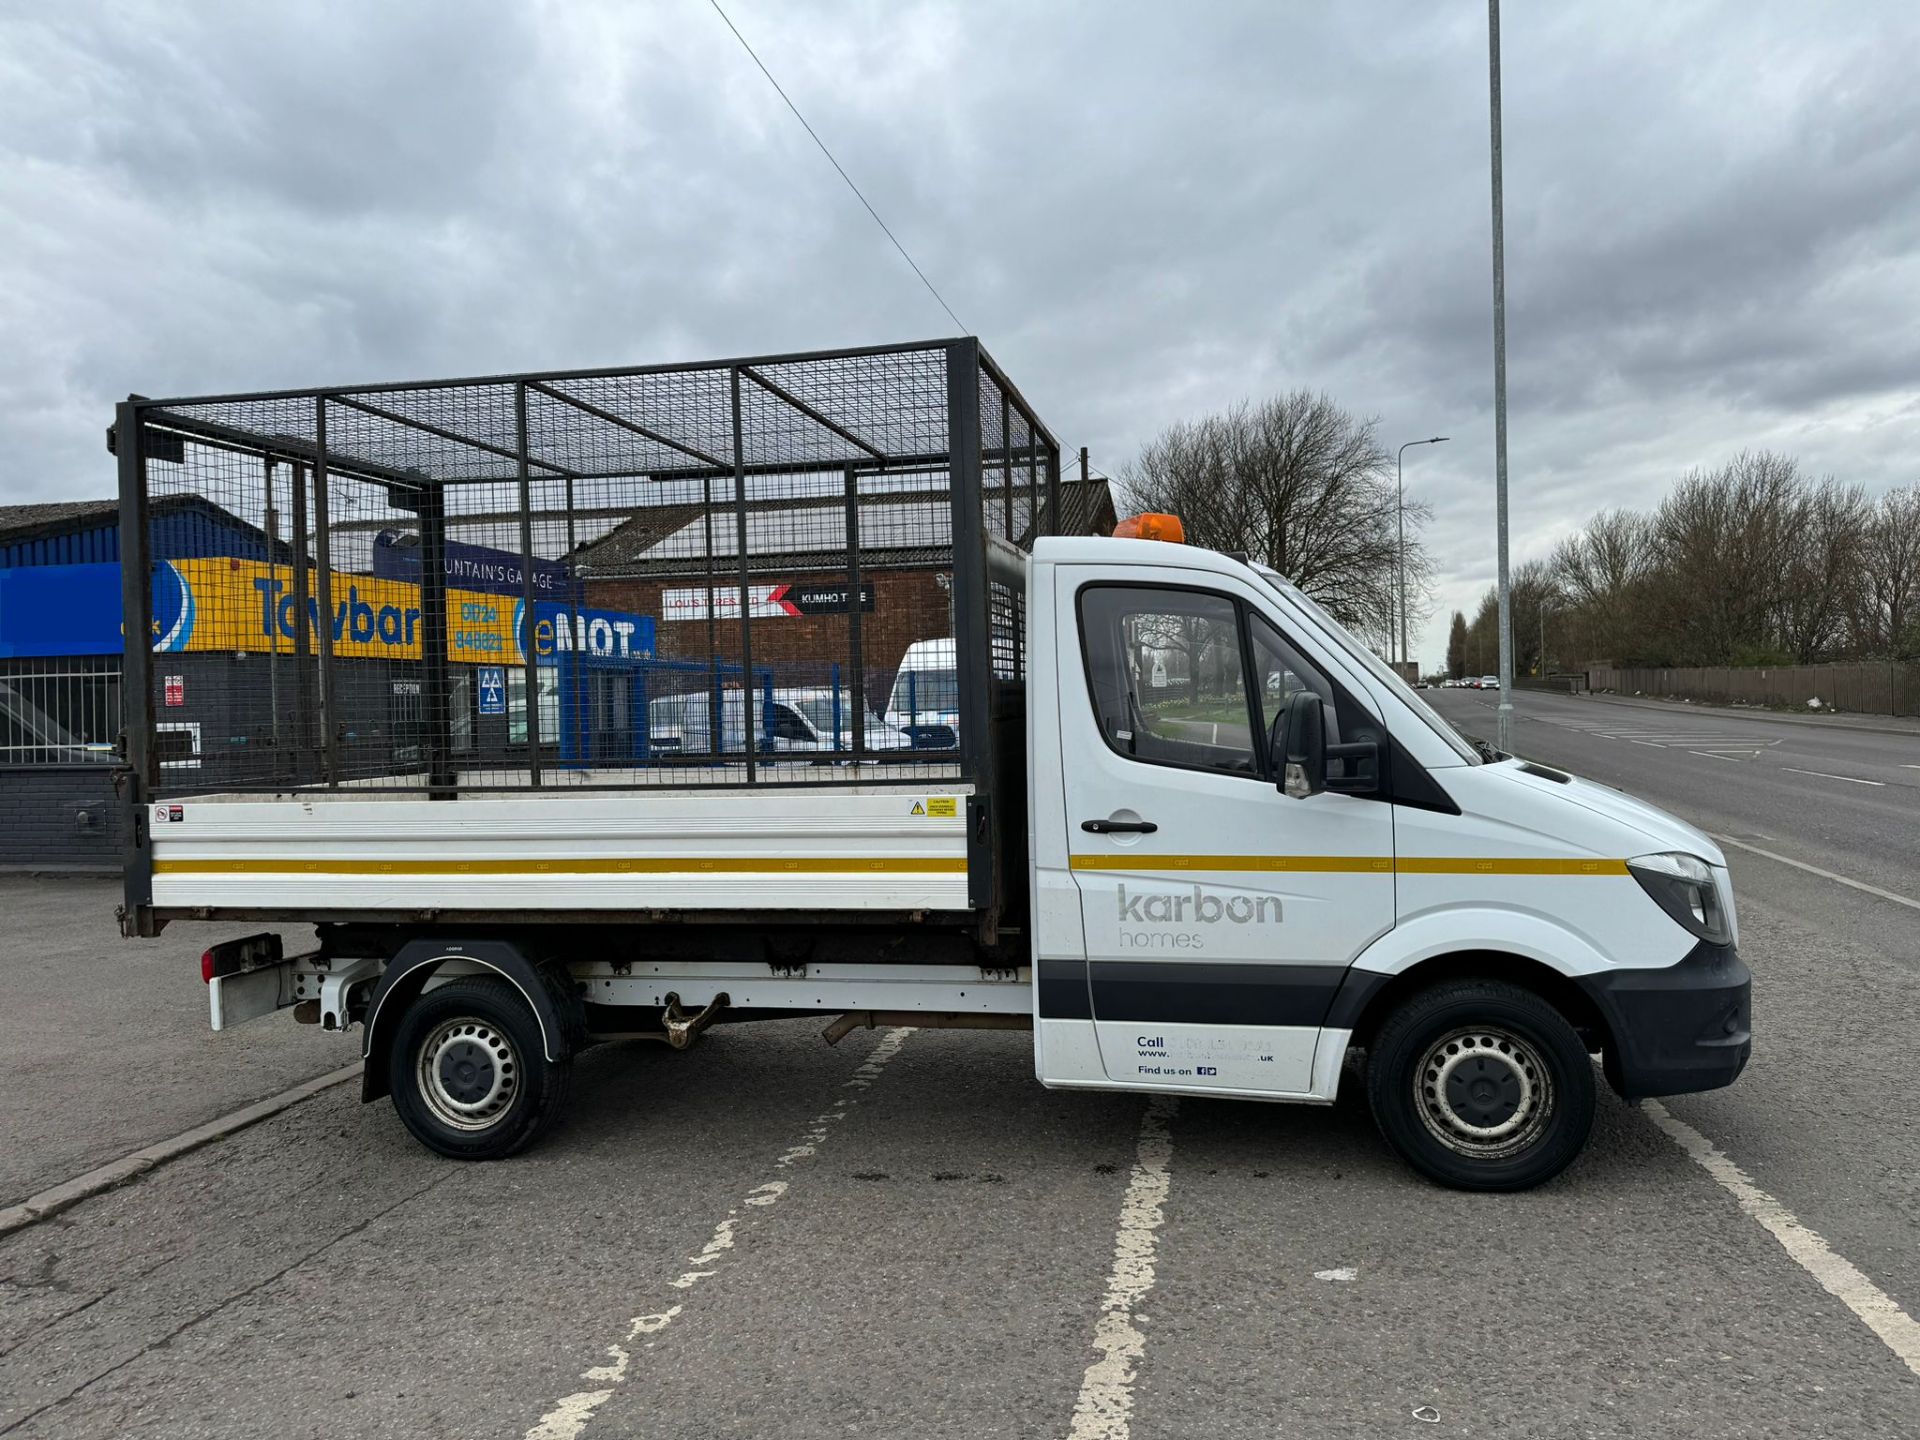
xmin=1782 ymin=767 xmax=1884 ymax=787
xmin=523 ymin=1028 xmax=915 ymax=1440
xmin=1646 ymin=1101 xmax=1920 ymax=1377
xmin=1689 ymin=750 xmax=1744 ymax=762
xmin=0 ymin=1063 xmax=362 ymax=1237
xmin=1903 ymin=765 xmax=1920 ymax=770
xmin=1067 ymin=1096 xmax=1178 ymax=1440
xmin=1708 ymin=832 xmax=1920 ymax=913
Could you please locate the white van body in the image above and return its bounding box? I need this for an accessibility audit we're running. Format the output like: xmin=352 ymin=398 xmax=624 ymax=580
xmin=884 ymin=638 xmax=960 ymax=749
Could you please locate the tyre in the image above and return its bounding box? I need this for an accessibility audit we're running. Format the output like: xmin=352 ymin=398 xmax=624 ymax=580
xmin=1364 ymin=978 xmax=1595 ymax=1192
xmin=387 ymin=976 xmax=571 ymax=1160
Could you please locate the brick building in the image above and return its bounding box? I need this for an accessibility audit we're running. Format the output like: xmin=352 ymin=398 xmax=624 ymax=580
xmin=572 ymin=479 xmax=1115 ymax=706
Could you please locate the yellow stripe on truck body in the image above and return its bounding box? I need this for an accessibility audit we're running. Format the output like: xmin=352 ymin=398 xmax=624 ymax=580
xmin=147 ymin=791 xmax=974 ymax=913
xmin=1067 ymin=854 xmax=1627 ymax=876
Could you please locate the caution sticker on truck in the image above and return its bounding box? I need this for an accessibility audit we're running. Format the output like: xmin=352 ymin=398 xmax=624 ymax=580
xmin=911 ymin=797 xmax=958 ymax=818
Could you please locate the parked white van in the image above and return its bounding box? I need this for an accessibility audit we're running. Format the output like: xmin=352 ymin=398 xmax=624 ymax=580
xmin=884 ymin=638 xmax=960 ymax=748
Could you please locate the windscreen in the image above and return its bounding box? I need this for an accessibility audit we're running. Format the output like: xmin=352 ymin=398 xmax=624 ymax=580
xmin=793 ymin=692 xmax=884 ymax=732
xmin=1254 ymin=566 xmax=1480 ymax=765
xmin=889 ymin=668 xmax=959 ymax=715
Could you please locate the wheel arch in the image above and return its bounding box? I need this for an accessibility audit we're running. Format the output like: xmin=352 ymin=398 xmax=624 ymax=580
xmin=361 ymin=938 xmax=579 ymax=1103
xmin=1333 ymin=949 xmax=1616 ymax=1057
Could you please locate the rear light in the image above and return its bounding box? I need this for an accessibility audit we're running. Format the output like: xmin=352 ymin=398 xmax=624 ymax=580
xmin=200 ymin=932 xmax=282 ymax=983
xmin=1113 ymin=512 xmax=1185 ymax=543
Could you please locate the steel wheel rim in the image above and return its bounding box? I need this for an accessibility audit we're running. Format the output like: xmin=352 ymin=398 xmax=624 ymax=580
xmin=417 ymin=1017 xmax=518 ymax=1131
xmin=1414 ymin=1026 xmax=1554 ymax=1159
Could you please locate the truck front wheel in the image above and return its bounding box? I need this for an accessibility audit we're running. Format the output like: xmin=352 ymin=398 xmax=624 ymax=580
xmin=1364 ymin=978 xmax=1595 ymax=1192
xmin=388 ymin=977 xmax=571 ymax=1160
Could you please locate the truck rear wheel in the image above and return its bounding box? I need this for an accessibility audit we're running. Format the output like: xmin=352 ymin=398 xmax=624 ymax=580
xmin=387 ymin=977 xmax=571 ymax=1160
xmin=1364 ymin=978 xmax=1594 ymax=1192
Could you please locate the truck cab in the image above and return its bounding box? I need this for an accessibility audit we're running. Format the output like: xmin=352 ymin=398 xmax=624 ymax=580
xmin=1024 ymin=529 xmax=1750 ymax=1189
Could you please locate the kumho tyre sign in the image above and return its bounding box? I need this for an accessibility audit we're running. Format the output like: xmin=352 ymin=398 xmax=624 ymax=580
xmin=662 ymin=582 xmax=875 ymax=621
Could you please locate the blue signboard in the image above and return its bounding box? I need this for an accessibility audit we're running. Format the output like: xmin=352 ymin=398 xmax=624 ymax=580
xmin=372 ymin=532 xmax=573 ymax=600
xmin=0 ymin=564 xmax=124 ymax=657
xmin=523 ymin=602 xmax=655 ymax=663
xmin=477 ymin=666 xmax=507 ymax=715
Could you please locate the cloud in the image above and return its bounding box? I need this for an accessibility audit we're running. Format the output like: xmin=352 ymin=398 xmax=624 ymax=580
xmin=2 ymin=0 xmax=1916 ymax=666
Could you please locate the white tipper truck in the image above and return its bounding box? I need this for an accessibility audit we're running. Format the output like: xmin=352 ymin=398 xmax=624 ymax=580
xmin=113 ymin=341 xmax=1749 ymax=1191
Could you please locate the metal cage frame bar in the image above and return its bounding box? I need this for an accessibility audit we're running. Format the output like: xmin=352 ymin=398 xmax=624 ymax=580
xmin=115 ymin=338 xmax=1061 ymax=927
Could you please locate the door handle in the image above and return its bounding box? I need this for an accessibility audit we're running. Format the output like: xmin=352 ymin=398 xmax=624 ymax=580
xmin=1082 ymin=818 xmax=1158 ymax=834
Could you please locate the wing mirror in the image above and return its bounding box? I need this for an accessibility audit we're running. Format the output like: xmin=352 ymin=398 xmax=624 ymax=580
xmin=1274 ymin=690 xmax=1380 ymax=798
xmin=1277 ymin=690 xmax=1325 ymax=797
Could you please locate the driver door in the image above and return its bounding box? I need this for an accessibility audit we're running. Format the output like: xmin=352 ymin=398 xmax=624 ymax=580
xmin=1059 ymin=571 xmax=1396 ymax=1094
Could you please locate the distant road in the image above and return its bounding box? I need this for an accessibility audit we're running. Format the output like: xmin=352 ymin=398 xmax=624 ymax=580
xmin=1427 ymin=687 xmax=1920 ymax=902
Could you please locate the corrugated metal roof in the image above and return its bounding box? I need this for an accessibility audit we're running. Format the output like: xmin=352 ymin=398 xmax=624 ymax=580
xmin=0 ymin=495 xmax=291 ymax=569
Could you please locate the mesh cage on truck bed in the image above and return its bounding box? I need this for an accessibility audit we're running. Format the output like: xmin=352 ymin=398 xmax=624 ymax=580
xmin=112 ymin=339 xmax=1061 ymax=928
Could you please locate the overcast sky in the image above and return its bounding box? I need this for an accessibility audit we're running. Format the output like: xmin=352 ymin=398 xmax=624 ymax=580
xmin=4 ymin=0 xmax=1917 ymax=665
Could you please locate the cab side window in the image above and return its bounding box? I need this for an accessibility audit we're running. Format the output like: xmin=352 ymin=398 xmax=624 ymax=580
xmin=1249 ymin=612 xmax=1385 ymax=786
xmin=1078 ymin=586 xmax=1260 ymax=777
xmin=1248 ymin=611 xmax=1338 ymax=745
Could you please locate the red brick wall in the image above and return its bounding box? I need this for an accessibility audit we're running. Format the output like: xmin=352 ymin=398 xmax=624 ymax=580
xmin=587 ymin=568 xmax=955 ymax=688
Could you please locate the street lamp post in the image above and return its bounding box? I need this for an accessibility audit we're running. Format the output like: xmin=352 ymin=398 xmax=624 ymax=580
xmin=1396 ymin=436 xmax=1449 ymax=670
xmin=1488 ymin=0 xmax=1515 ymax=752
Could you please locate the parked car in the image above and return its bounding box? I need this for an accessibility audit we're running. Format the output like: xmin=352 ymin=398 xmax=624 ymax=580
xmin=649 ymin=687 xmax=912 ymax=757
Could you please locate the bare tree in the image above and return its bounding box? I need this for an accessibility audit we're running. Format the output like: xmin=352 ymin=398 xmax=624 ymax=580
xmin=1509 ymin=558 xmax=1563 ymax=676
xmin=1124 ymin=391 xmax=1431 ymax=649
xmin=1550 ymin=508 xmax=1651 ymax=662
xmin=1446 ymin=610 xmax=1468 ymax=680
xmin=1644 ymin=452 xmax=1806 ymax=664
xmin=1776 ymin=477 xmax=1869 ymax=662
xmin=1544 ymin=451 xmax=1906 ymax=668
xmin=1852 ymin=484 xmax=1920 ymax=659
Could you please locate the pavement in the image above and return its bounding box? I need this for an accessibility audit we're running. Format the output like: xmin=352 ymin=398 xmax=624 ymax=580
xmin=2 ymin=691 xmax=1917 ymax=1437
xmin=1567 ymin=687 xmax=1920 ymax=738
xmin=0 ymin=877 xmax=335 ymax=1206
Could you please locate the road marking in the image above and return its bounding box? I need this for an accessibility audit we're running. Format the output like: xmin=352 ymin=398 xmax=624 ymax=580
xmin=1709 ymin=833 xmax=1920 ymax=913
xmin=1782 ymin=767 xmax=1884 ymax=786
xmin=1688 ymin=750 xmax=1744 ymax=762
xmin=0 ymin=1063 xmax=362 ymax=1236
xmin=1646 ymin=1101 xmax=1920 ymax=1377
xmin=1067 ymin=1096 xmax=1178 ymax=1440
xmin=523 ymin=1028 xmax=915 ymax=1440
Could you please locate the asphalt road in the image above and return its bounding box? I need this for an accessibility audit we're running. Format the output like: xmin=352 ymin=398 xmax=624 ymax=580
xmin=3 ymin=695 xmax=1918 ymax=1438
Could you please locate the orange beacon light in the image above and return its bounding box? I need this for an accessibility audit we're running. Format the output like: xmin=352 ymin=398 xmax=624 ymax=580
xmin=1111 ymin=512 xmax=1186 ymax=543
